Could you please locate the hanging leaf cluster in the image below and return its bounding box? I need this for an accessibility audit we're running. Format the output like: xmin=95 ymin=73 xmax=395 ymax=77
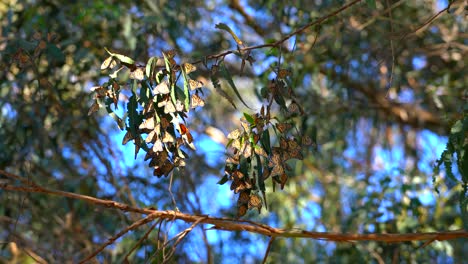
xmin=89 ymin=49 xmax=205 ymax=177
xmin=218 ymin=68 xmax=313 ymax=217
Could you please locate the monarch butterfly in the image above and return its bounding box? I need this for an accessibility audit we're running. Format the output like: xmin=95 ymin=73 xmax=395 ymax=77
xmin=237 ymin=204 xmax=248 ymax=217
xmin=302 ymin=135 xmax=313 ymax=146
xmin=232 ymin=170 xmax=244 ymax=179
xmin=153 ymin=81 xmax=170 ymax=95
xmin=225 ymin=155 xmax=239 ymax=165
xmin=287 ymin=139 xmax=303 ymax=160
xmin=87 ymin=102 xmax=99 ymax=116
xmin=270 ymin=164 xmax=284 ymax=178
xmin=280 ymin=137 xmax=288 ymax=150
xmin=254 ymin=146 xmax=267 ymax=157
xmin=269 ymin=152 xmax=282 ymax=167
xmin=145 ymin=130 xmax=157 ymax=143
xmin=189 ymin=79 xmax=203 ymax=90
xmin=174 ymin=157 xmax=186 ymax=167
xmin=163 ymin=49 xmax=177 ymax=59
xmin=280 ymin=173 xmax=288 ymax=189
xmin=130 ymin=68 xmax=145 ymax=80
xmin=191 ymin=94 xmax=205 ymax=108
xmin=154 ymin=160 xmax=175 ymax=177
xmin=162 ymin=131 xmax=175 ymax=143
xmin=163 ymin=101 xmax=176 ymax=114
xmin=139 ymin=117 xmax=155 ymax=130
xmin=276 ymin=122 xmax=292 ymax=133
xmin=152 ymin=139 xmax=164 ymax=152
xmin=227 ymin=129 xmax=241 ymax=140
xmin=144 ymin=148 xmax=156 ymax=161
xmin=122 ymin=130 xmax=134 ymax=145
xmin=101 ymin=56 xmax=117 ymax=70
xmin=179 ymin=123 xmax=193 ymax=143
xmin=287 ymin=102 xmax=300 ymax=114
xmin=277 ymin=68 xmax=291 ymax=79
xmin=149 ymin=150 xmax=168 ymax=167
xmin=162 ymin=50 xmax=177 ymax=67
xmin=248 ymin=194 xmax=262 ymax=209
xmin=231 ymin=139 xmax=241 ymax=150
xmin=238 ymin=191 xmax=250 ymax=205
xmin=183 ymin=63 xmax=197 ymax=74
xmin=287 ymin=138 xmax=300 ymax=150
xmin=241 ymin=142 xmax=252 ymax=158
xmin=143 ymin=102 xmax=155 ymax=115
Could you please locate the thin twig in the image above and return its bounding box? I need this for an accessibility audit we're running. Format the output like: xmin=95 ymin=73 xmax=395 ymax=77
xmin=262 ymin=236 xmax=275 ymax=264
xmin=0 ymin=169 xmax=36 ymax=186
xmin=168 ymin=172 xmax=179 ymax=210
xmin=385 ymin=0 xmax=395 ymax=98
xmin=191 ymin=0 xmax=362 ymax=65
xmin=123 ymin=220 xmax=160 ymax=262
xmin=163 ymin=216 xmax=208 ymax=263
xmin=79 ymin=213 xmax=158 ymax=263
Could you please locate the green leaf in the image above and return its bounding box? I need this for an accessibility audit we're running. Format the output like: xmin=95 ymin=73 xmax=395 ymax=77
xmin=215 ymin=23 xmax=243 ymax=46
xmin=146 ymin=56 xmax=157 ymax=79
xmin=140 ymin=81 xmax=152 ymax=105
xmin=46 ymin=43 xmax=65 ymax=63
xmin=127 ymin=82 xmax=139 ymax=136
xmin=451 ymin=120 xmax=463 ymax=134
xmin=210 ymin=71 xmax=237 ymax=109
xmin=261 ymin=130 xmax=271 ymax=155
xmin=255 ymin=154 xmax=265 ymax=192
xmin=217 ymin=174 xmax=229 ymax=185
xmin=243 ymin=112 xmax=255 ymax=125
xmin=181 ymin=68 xmax=190 ymax=112
xmin=98 ymin=96 xmax=125 ymax=130
xmin=107 ymin=110 xmax=125 ymax=130
xmin=162 ymin=52 xmax=172 ymax=74
xmin=219 ymin=63 xmax=251 ymax=109
xmin=104 ymin=47 xmax=135 ymax=65
xmin=366 ymin=0 xmax=376 ymax=9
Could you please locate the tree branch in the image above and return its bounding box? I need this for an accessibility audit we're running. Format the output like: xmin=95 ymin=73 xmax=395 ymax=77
xmin=79 ymin=213 xmax=157 ymax=263
xmin=321 ymin=68 xmax=446 ymax=133
xmin=1 ymin=170 xmax=466 ymax=244
xmin=228 ymin=0 xmax=266 ymax=36
xmin=192 ymin=0 xmax=363 ymax=64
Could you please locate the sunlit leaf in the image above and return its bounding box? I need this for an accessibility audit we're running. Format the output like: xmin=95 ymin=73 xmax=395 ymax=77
xmin=243 ymin=112 xmax=255 ymax=125
xmin=105 ymin=47 xmax=135 ymax=65
xmin=215 ymin=22 xmax=243 ymax=46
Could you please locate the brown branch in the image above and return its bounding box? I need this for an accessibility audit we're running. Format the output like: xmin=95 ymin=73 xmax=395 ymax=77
xmin=163 ymin=216 xmax=207 ymax=263
xmin=123 ymin=220 xmax=159 ymax=261
xmin=399 ymin=2 xmax=454 ymax=39
xmin=79 ymin=213 xmax=158 ymax=263
xmin=1 ymin=170 xmax=467 ymax=244
xmin=192 ymin=0 xmax=362 ymax=65
xmin=262 ymin=236 xmax=275 ymax=264
xmin=229 ymin=0 xmax=265 ymax=36
xmin=319 ymin=68 xmax=446 ymax=133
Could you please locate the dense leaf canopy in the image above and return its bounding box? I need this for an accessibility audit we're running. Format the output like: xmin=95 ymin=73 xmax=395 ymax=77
xmin=1 ymin=0 xmax=466 ymax=263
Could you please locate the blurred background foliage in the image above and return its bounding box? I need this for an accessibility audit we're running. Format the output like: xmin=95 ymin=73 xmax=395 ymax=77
xmin=0 ymin=0 xmax=466 ymax=263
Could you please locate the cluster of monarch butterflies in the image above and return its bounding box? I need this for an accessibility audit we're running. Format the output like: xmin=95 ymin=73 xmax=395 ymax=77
xmin=90 ymin=49 xmax=205 ymax=177
xmin=220 ymin=69 xmax=313 ymax=217
xmin=90 ymin=48 xmax=313 ymax=217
